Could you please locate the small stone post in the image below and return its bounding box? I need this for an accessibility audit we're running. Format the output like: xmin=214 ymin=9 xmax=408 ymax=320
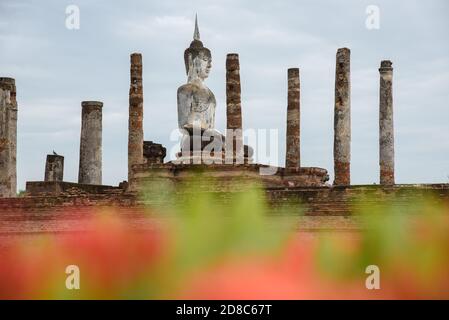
xmin=226 ymin=53 xmax=243 ymax=162
xmin=379 ymin=60 xmax=395 ymax=185
xmin=285 ymin=68 xmax=301 ymax=170
xmin=78 ymin=101 xmax=102 ymax=185
xmin=128 ymin=53 xmax=144 ymax=182
xmin=45 ymin=154 xmax=64 ymax=182
xmin=0 ymin=77 xmax=17 ymax=197
xmin=333 ymin=48 xmax=351 ymax=185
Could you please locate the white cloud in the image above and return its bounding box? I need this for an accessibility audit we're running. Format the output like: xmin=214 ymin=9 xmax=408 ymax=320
xmin=117 ymin=15 xmax=192 ymax=39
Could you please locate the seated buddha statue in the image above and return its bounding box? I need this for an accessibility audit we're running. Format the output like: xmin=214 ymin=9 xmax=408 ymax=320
xmin=176 ymin=16 xmax=253 ymax=162
xmin=177 ymin=16 xmax=216 ymax=133
xmin=177 ymin=16 xmax=223 ymax=158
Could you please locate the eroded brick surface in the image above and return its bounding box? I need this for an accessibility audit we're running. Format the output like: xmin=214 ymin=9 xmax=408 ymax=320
xmin=226 ymin=54 xmax=243 ymax=160
xmin=128 ymin=53 xmax=144 ymax=182
xmin=286 ymin=68 xmax=301 ymax=171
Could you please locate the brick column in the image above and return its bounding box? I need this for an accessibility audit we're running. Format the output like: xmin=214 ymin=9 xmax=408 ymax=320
xmin=45 ymin=154 xmax=64 ymax=182
xmin=379 ymin=60 xmax=395 ymax=185
xmin=226 ymin=53 xmax=243 ymax=162
xmin=0 ymin=77 xmax=17 ymax=197
xmin=333 ymin=48 xmax=351 ymax=185
xmin=285 ymin=68 xmax=300 ymax=170
xmin=128 ymin=53 xmax=144 ymax=181
xmin=78 ymin=101 xmax=102 ymax=185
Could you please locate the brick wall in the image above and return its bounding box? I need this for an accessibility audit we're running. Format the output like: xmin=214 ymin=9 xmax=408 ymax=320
xmin=1 ymin=184 xmax=448 ymax=239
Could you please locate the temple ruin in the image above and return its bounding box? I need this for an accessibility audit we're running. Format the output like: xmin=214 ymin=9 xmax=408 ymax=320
xmin=0 ymin=17 xmax=448 ymax=233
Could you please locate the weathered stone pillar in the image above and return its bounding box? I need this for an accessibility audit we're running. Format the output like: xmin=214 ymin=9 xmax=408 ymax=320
xmin=128 ymin=53 xmax=144 ymax=181
xmin=45 ymin=154 xmax=64 ymax=182
xmin=226 ymin=53 xmax=243 ymax=162
xmin=0 ymin=77 xmax=17 ymax=197
xmin=285 ymin=68 xmax=301 ymax=170
xmin=333 ymin=48 xmax=351 ymax=185
xmin=78 ymin=101 xmax=102 ymax=185
xmin=379 ymin=60 xmax=395 ymax=185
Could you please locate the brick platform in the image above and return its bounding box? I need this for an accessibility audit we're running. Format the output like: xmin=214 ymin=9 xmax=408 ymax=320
xmin=130 ymin=163 xmax=330 ymax=191
xmin=25 ymin=181 xmax=121 ymax=196
xmin=1 ymin=184 xmax=448 ymax=241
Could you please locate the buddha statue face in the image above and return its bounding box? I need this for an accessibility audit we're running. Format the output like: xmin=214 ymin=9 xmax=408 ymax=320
xmin=187 ymin=50 xmax=212 ymax=81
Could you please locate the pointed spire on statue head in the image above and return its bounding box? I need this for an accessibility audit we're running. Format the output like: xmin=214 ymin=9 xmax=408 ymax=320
xmin=193 ymin=14 xmax=200 ymax=41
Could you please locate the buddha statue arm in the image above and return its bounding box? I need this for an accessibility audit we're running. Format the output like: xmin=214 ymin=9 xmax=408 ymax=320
xmin=177 ymin=87 xmax=192 ymax=130
xmin=207 ymin=91 xmax=216 ymax=129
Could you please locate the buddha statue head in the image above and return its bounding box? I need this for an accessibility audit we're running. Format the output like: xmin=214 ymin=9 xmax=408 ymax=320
xmin=184 ymin=15 xmax=212 ymax=81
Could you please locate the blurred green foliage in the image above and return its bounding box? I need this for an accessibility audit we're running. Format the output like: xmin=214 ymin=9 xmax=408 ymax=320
xmin=2 ymin=176 xmax=448 ymax=299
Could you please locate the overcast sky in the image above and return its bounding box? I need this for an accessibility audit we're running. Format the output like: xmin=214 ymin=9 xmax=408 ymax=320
xmin=1 ymin=0 xmax=448 ymax=190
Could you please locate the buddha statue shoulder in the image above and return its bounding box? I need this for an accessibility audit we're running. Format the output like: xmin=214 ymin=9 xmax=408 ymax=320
xmin=177 ymin=16 xmax=216 ymax=132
